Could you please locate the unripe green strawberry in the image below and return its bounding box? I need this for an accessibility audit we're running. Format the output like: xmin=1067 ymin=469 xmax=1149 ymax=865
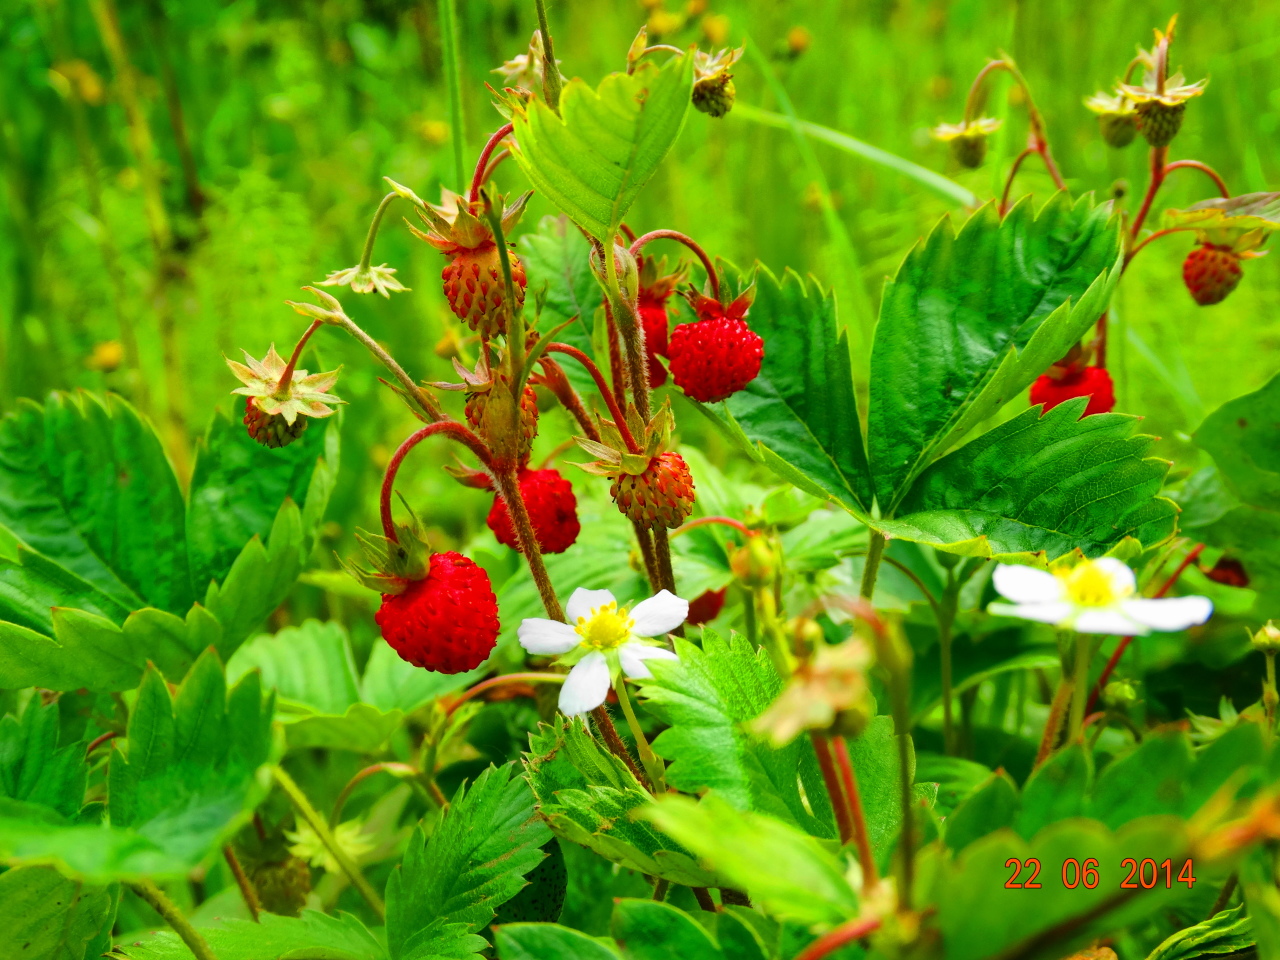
xmin=465 ymin=381 xmax=539 ymax=467
xmin=611 ymin=451 xmax=695 ymax=530
xmin=931 ymin=118 xmax=1001 ymax=170
xmin=249 ymin=857 xmax=311 ymax=917
xmin=1099 ymin=113 xmax=1138 ymax=148
xmin=1182 ymin=243 xmax=1242 ymax=306
xmin=244 ymin=400 xmax=308 ymax=449
xmin=1135 ymin=100 xmax=1185 ymax=147
xmin=693 ymin=73 xmax=735 ymax=118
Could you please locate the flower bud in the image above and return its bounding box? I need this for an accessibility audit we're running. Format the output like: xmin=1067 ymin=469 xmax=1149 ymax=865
xmin=1252 ymin=621 xmax=1280 ymax=653
xmin=1103 ymin=679 xmax=1138 ymax=710
xmin=590 ymin=243 xmax=639 ymax=301
xmin=692 ymin=72 xmax=735 ymax=118
xmin=730 ymin=536 xmax=777 ymax=587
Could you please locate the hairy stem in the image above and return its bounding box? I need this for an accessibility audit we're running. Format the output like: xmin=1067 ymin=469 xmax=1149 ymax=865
xmin=1035 ymin=673 xmax=1074 ymax=768
xmin=128 ymin=878 xmax=222 ymax=960
xmin=592 ymin=705 xmax=647 ymax=783
xmin=546 ymin=343 xmax=640 ymax=451
xmin=380 ymin=421 xmax=492 ymax=540
xmin=276 ymin=320 xmax=323 ymax=393
xmin=469 ymin=123 xmax=514 ymax=202
xmin=273 ymin=766 xmax=386 ymax=920
xmin=1163 ymin=159 xmax=1230 ymax=199
xmin=632 ymin=521 xmax=662 ymax=592
xmin=810 ymin=732 xmax=854 ymax=845
xmin=537 ymin=357 xmax=602 ymax=442
xmin=628 ymin=229 xmax=720 ymax=301
xmin=1130 ymin=145 xmax=1170 ymax=240
xmin=494 ymin=467 xmax=563 ymax=619
xmin=860 ymin=531 xmax=886 ymax=600
xmin=832 ymin=736 xmax=879 ymax=892
xmin=652 ymin=528 xmax=678 ymax=596
xmin=331 ymin=762 xmax=419 ymax=827
xmin=337 ymin=314 xmax=444 ymax=421
xmin=222 ymin=846 xmax=260 ymax=922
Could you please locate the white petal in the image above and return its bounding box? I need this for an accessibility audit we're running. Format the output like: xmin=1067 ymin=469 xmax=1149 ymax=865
xmin=517 ymin=618 xmax=580 ymax=655
xmin=1073 ymin=607 xmax=1147 ymax=636
xmin=1121 ymin=596 xmax=1213 ymax=633
xmin=618 ymin=642 xmax=679 ymax=679
xmin=992 ymin=564 xmax=1064 ymax=603
xmin=566 ymin=588 xmax=617 ymax=623
xmin=1092 ymin=557 xmax=1138 ymax=597
xmin=558 ymin=652 xmax=611 ymax=717
xmin=988 ymin=600 xmax=1075 ymax=625
xmin=629 ymin=590 xmax=689 ymax=636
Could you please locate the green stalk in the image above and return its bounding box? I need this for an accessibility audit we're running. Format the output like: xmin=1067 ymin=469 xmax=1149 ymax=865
xmin=859 ymin=531 xmax=886 ymax=600
xmin=615 ymin=680 xmax=666 ymax=792
xmin=938 ymin=572 xmax=961 ymax=755
xmin=1067 ymin=632 xmax=1092 ymax=737
xmin=273 ymin=766 xmax=386 ymax=920
xmin=357 ymin=193 xmax=399 ymax=272
xmin=533 ymin=0 xmax=563 ymax=111
xmin=128 ymin=878 xmax=220 ymax=960
xmin=438 ymin=0 xmax=466 ymax=192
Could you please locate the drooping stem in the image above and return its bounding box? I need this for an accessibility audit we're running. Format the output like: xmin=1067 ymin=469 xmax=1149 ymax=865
xmin=546 ymin=343 xmax=640 ymax=451
xmin=446 ymin=672 xmax=567 ymax=716
xmin=1125 ymin=227 xmax=1193 ymax=265
xmin=128 ymin=878 xmax=222 ymax=960
xmin=617 ymin=680 xmax=666 ymax=792
xmin=533 ymin=0 xmax=563 ymax=112
xmin=962 ymin=60 xmax=1010 ymax=124
xmin=356 ymin=192 xmax=399 ymax=272
xmin=860 ymin=531 xmax=887 ymax=600
xmin=469 ymin=124 xmax=514 ymax=202
xmin=1163 ymin=159 xmax=1230 ymax=199
xmin=437 ymin=0 xmax=466 ymax=191
xmin=275 ymin=320 xmax=323 ymax=393
xmin=671 ymin=516 xmax=754 ymax=539
xmin=1034 ymin=672 xmax=1074 ymax=768
xmin=336 ymin=312 xmax=444 ymax=421
xmin=330 ymin=762 xmax=420 ymax=827
xmin=794 ymin=917 xmax=883 ymax=960
xmin=592 ymin=705 xmax=647 ymax=782
xmin=494 ymin=467 xmax=563 ymax=620
xmin=272 ymin=766 xmax=386 ymax=920
xmin=628 ymin=230 xmax=720 ymax=301
xmin=380 ymin=422 xmax=493 ymax=540
xmin=536 ymin=357 xmax=602 ymax=443
xmin=222 ymin=845 xmax=261 ymax=922
xmin=810 ymin=732 xmax=854 ymax=845
xmin=831 ymin=736 xmax=879 ymax=892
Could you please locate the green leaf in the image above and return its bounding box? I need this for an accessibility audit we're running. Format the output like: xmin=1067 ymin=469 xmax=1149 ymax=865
xmin=495 ymin=924 xmax=621 ymax=960
xmin=1146 ymin=904 xmax=1253 ymax=960
xmin=932 ymin=817 xmax=1203 ymax=960
xmin=640 ymin=631 xmax=834 ymax=837
xmin=695 ymin=266 xmax=872 ymax=514
xmin=518 ymin=215 xmax=600 ymax=396
xmin=0 ymin=393 xmax=191 ymax=614
xmin=0 ymin=864 xmax=113 ymax=960
xmin=880 ymin=400 xmax=1179 ymax=559
xmin=510 ymin=55 xmax=694 ymax=241
xmin=642 ymin=792 xmax=858 ymax=928
xmin=1242 ymin=847 xmax=1280 ymax=960
xmin=0 ymin=697 xmax=87 ymax=819
xmin=1014 ymin=742 xmax=1092 ymax=839
xmin=841 ymin=716 xmax=924 ymax=861
xmin=1089 ymin=732 xmax=1194 ymax=829
xmin=911 ymin=629 xmax=1057 ymax=724
xmin=868 ymin=194 xmax=1122 ymax=510
xmin=187 ymin=396 xmax=335 ymax=591
xmin=611 ymin=899 xmax=722 ymax=959
xmin=386 ymin=762 xmax=550 ymax=960
xmin=0 ymin=541 xmax=132 ymax=634
xmin=109 ymin=910 xmax=387 ymax=960
xmin=944 ymin=769 xmax=1019 ymax=853
xmin=0 ymin=652 xmax=274 ymax=881
xmin=1193 ymin=373 xmax=1280 ymax=509
xmin=523 ymin=717 xmax=719 ymax=887
xmin=361 ymin=639 xmax=483 ymax=716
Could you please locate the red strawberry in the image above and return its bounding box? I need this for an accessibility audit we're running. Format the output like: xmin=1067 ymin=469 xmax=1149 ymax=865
xmin=668 ymin=316 xmax=764 ymax=402
xmin=686 ymin=588 xmax=727 ymax=625
xmin=1204 ymin=557 xmax=1249 ymax=588
xmin=639 ymin=294 xmax=672 ymax=388
xmin=1029 ymin=365 xmax=1115 ymax=417
xmin=375 ymin=551 xmax=499 ymax=674
xmin=1182 ymin=243 xmax=1243 ymax=306
xmin=611 ymin=451 xmax=696 ymax=530
xmin=487 ymin=468 xmax=581 ymax=555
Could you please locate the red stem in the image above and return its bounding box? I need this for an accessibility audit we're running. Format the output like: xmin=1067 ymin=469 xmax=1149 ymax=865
xmin=1036 ymin=142 xmax=1068 ymax=192
xmin=999 ymin=148 xmax=1037 ymax=215
xmin=446 ymin=672 xmax=566 ymax=716
xmin=810 ymin=732 xmax=855 ymax=845
xmin=832 ymin=736 xmax=880 ymax=892
xmin=545 ymin=343 xmax=641 ymax=453
xmin=480 ymin=149 xmax=512 ymax=187
xmin=1163 ymin=159 xmax=1231 ymax=199
xmin=468 ymin=123 xmax=514 ymax=202
xmin=670 ymin=516 xmax=753 ymax=539
xmin=629 ymin=229 xmax=720 ymax=301
xmin=794 ymin=918 xmax=883 ymax=960
xmin=381 ymin=421 xmax=492 ymax=540
xmin=1126 ymin=228 xmax=1192 ymax=265
xmin=962 ymin=60 xmax=1009 ymax=123
xmin=85 ymin=730 xmax=119 ymax=756
xmin=1130 ymin=145 xmax=1170 ymax=240
xmin=605 ymin=307 xmax=629 ymax=410
xmin=1085 ymin=543 xmax=1205 ymax=715
xmin=276 ymin=319 xmax=324 ymax=392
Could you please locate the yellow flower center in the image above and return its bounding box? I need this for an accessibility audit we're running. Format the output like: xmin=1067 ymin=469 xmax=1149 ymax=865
xmin=1060 ymin=562 xmax=1125 ymax=607
xmin=574 ymin=602 xmax=635 ymax=650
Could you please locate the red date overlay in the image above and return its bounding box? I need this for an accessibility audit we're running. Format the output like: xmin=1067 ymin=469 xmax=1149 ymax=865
xmin=1004 ymin=858 xmax=1196 ymax=890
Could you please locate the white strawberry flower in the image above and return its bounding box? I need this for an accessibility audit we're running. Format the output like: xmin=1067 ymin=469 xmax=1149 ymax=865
xmin=989 ymin=558 xmax=1212 ymax=635
xmin=518 ymin=587 xmax=687 ymax=717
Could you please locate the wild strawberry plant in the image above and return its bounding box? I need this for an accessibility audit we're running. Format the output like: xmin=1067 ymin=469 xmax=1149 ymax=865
xmin=2 ymin=9 xmax=1280 ymax=960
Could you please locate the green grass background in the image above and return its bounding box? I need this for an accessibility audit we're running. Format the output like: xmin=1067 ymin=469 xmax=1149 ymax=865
xmin=2 ymin=0 xmax=1277 ymax=547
